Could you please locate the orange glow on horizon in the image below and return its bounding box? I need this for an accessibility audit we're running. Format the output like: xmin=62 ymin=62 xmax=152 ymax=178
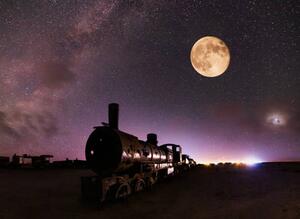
xmin=199 ymin=156 xmax=263 ymax=166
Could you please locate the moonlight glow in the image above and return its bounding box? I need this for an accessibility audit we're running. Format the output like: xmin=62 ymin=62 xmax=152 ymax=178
xmin=190 ymin=36 xmax=230 ymax=77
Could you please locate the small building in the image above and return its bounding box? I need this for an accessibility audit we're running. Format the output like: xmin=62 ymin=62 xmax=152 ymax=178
xmin=73 ymin=159 xmax=88 ymax=168
xmin=52 ymin=159 xmax=88 ymax=169
xmin=12 ymin=154 xmax=32 ymax=167
xmin=52 ymin=158 xmax=73 ymax=168
xmin=11 ymin=154 xmax=53 ymax=168
xmin=32 ymin=155 xmax=53 ymax=168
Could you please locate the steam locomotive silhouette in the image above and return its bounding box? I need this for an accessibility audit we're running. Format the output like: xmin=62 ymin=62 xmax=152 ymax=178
xmin=81 ymin=103 xmax=196 ymax=202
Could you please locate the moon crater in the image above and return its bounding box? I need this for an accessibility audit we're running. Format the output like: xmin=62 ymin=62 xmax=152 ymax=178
xmin=190 ymin=36 xmax=230 ymax=77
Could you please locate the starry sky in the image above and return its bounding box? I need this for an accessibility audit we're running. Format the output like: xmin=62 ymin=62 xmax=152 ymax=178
xmin=0 ymin=0 xmax=299 ymax=163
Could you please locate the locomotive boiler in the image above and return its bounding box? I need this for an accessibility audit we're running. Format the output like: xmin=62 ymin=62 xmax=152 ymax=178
xmin=82 ymin=103 xmax=195 ymax=202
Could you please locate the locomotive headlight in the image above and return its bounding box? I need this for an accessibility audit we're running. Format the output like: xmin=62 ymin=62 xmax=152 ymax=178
xmin=90 ymin=150 xmax=94 ymax=155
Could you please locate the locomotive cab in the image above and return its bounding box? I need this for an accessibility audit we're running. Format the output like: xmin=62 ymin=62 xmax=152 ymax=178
xmin=160 ymin=144 xmax=182 ymax=163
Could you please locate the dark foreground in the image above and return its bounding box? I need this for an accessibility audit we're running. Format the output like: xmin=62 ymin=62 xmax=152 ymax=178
xmin=1 ymin=164 xmax=300 ymax=219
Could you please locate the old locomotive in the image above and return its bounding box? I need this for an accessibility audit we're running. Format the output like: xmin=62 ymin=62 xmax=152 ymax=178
xmin=81 ymin=103 xmax=196 ymax=202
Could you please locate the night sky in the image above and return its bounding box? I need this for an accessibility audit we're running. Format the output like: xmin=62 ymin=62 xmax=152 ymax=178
xmin=0 ymin=0 xmax=299 ymax=163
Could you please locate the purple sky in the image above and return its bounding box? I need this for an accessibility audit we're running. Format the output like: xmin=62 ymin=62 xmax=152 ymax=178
xmin=0 ymin=0 xmax=299 ymax=163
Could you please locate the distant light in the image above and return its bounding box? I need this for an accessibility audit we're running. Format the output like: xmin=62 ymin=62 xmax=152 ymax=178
xmin=199 ymin=157 xmax=263 ymax=167
xmin=243 ymin=157 xmax=262 ymax=166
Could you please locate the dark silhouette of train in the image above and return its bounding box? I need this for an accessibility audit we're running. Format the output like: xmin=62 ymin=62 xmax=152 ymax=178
xmin=81 ymin=103 xmax=196 ymax=202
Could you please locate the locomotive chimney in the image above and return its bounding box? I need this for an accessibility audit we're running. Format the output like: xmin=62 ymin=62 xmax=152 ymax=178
xmin=147 ymin=133 xmax=158 ymax=146
xmin=108 ymin=103 xmax=119 ymax=129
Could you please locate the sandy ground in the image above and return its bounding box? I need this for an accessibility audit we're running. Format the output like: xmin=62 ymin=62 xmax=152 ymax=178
xmin=0 ymin=166 xmax=300 ymax=219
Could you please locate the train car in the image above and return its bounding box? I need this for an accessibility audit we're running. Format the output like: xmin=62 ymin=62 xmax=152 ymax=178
xmin=182 ymin=154 xmax=197 ymax=170
xmin=81 ymin=103 xmax=196 ymax=202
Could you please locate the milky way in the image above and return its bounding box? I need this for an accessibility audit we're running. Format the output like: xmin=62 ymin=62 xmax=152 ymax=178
xmin=0 ymin=0 xmax=299 ymax=162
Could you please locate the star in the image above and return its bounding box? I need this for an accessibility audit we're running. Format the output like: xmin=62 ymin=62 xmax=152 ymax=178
xmin=266 ymin=112 xmax=287 ymax=127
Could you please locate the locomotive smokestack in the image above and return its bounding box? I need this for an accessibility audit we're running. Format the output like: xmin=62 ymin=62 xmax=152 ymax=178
xmin=147 ymin=133 xmax=158 ymax=145
xmin=108 ymin=103 xmax=119 ymax=129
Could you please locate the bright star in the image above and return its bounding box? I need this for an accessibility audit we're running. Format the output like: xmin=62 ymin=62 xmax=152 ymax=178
xmin=266 ymin=112 xmax=286 ymax=127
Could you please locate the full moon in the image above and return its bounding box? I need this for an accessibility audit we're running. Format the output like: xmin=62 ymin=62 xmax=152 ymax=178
xmin=190 ymin=36 xmax=230 ymax=77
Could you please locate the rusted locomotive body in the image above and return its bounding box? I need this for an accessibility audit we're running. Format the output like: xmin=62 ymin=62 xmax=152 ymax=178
xmin=86 ymin=128 xmax=181 ymax=177
xmin=81 ymin=103 xmax=195 ymax=202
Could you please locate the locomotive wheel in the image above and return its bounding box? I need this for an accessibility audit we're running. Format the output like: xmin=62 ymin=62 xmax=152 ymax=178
xmin=145 ymin=176 xmax=155 ymax=190
xmin=134 ymin=179 xmax=145 ymax=193
xmin=115 ymin=183 xmax=130 ymax=200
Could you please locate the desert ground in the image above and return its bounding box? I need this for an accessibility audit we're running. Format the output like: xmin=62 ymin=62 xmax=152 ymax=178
xmin=0 ymin=164 xmax=300 ymax=219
